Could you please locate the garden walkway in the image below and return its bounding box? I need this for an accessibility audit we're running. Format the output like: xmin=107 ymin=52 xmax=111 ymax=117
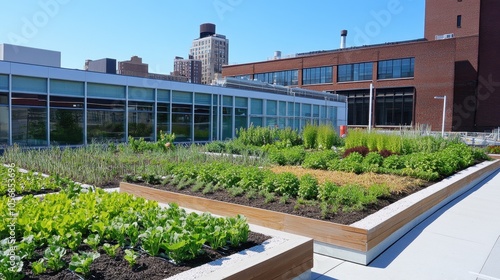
xmin=312 ymin=169 xmax=500 ymax=280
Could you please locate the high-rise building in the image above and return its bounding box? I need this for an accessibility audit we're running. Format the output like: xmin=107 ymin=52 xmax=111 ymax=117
xmin=85 ymin=58 xmax=116 ymax=74
xmin=118 ymin=56 xmax=148 ymax=77
xmin=190 ymin=23 xmax=229 ymax=84
xmin=173 ymin=55 xmax=202 ymax=84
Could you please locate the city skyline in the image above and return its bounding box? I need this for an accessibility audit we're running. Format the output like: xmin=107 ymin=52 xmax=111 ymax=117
xmin=0 ymin=0 xmax=425 ymax=74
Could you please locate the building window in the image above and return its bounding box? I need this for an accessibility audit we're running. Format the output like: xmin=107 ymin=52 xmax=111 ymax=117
xmin=50 ymin=96 xmax=84 ymax=145
xmin=338 ymin=62 xmax=373 ymax=82
xmin=457 ymin=15 xmax=462 ymax=28
xmin=0 ymin=92 xmax=9 ymax=145
xmin=302 ymin=66 xmax=333 ymax=85
xmin=11 ymin=93 xmax=48 ymax=146
xmin=87 ymin=98 xmax=125 ymax=143
xmin=128 ymin=101 xmax=154 ymax=141
xmin=375 ymin=87 xmax=414 ymax=126
xmin=377 ymin=58 xmax=414 ymax=80
xmin=338 ymin=90 xmax=370 ymax=126
xmin=254 ymin=70 xmax=298 ymax=86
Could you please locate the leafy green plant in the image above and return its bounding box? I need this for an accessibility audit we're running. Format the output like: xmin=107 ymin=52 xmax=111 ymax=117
xmin=298 ymin=174 xmax=319 ymax=200
xmin=0 ymin=249 xmax=24 ymax=280
xmin=69 ymin=251 xmax=100 ymax=278
xmin=274 ymin=172 xmax=300 ymax=197
xmin=302 ymin=124 xmax=318 ymax=149
xmin=302 ymin=150 xmax=337 ymax=170
xmin=102 ymin=243 xmax=120 ymax=258
xmin=316 ymin=125 xmax=340 ymax=150
xmin=84 ymin=234 xmax=101 ymax=251
xmin=139 ymin=226 xmax=164 ymax=256
xmin=31 ymin=259 xmax=47 ymax=275
xmin=18 ymin=235 xmax=36 ymax=260
xmin=44 ymin=245 xmax=67 ymax=272
xmin=124 ymin=249 xmax=138 ymax=267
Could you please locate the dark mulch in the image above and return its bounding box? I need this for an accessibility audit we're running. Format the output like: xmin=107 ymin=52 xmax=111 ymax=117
xmin=139 ymin=181 xmax=431 ymax=225
xmin=22 ymin=232 xmax=269 ymax=280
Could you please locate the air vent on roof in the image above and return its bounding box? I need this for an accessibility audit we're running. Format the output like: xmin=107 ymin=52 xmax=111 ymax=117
xmin=435 ymin=33 xmax=455 ymax=40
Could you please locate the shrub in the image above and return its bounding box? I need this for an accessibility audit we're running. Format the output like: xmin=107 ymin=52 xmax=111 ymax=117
xmin=302 ymin=124 xmax=318 ymax=149
xmin=268 ymin=146 xmax=306 ymax=166
xmin=204 ymin=141 xmax=226 ymax=153
xmin=338 ymin=152 xmax=364 ymax=174
xmin=343 ymin=146 xmax=369 ymax=158
xmin=378 ymin=149 xmax=396 ymax=158
xmin=367 ymin=184 xmax=391 ymax=199
xmin=382 ymin=155 xmax=404 ymax=170
xmin=302 ymin=150 xmax=338 ymax=170
xmin=236 ymin=125 xmax=276 ymax=146
xmin=316 ymin=125 xmax=339 ymax=150
xmin=317 ymin=181 xmax=339 ymax=202
xmin=363 ymin=152 xmax=384 ymax=166
xmin=274 ymin=172 xmax=300 ymax=197
xmin=486 ymin=145 xmax=500 ymax=154
xmin=298 ymin=174 xmax=319 ymax=200
xmin=276 ymin=127 xmax=302 ymax=146
xmin=237 ymin=167 xmax=266 ymax=190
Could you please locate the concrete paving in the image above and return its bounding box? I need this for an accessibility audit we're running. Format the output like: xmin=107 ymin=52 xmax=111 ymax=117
xmin=311 ymin=169 xmax=500 ymax=280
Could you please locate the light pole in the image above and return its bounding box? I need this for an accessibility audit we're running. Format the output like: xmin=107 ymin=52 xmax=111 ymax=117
xmin=434 ymin=96 xmax=446 ymax=137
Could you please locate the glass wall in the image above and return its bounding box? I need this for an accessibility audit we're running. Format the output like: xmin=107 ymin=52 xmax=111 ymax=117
xmin=128 ymin=101 xmax=154 ymax=140
xmin=278 ymin=101 xmax=286 ymax=128
xmin=12 ymin=93 xmax=47 ymax=146
xmin=157 ymin=89 xmax=170 ymax=139
xmin=254 ymin=70 xmax=298 ymax=86
xmin=377 ymin=58 xmax=415 ymax=79
xmin=250 ymin=98 xmax=263 ymax=127
xmin=338 ymin=62 xmax=373 ymax=82
xmin=0 ymin=92 xmax=9 ymax=145
xmin=50 ymin=96 xmax=84 ymax=145
xmin=375 ymin=87 xmax=414 ymax=126
xmin=302 ymin=66 xmax=333 ymax=85
xmin=222 ymin=96 xmax=233 ymax=139
xmin=234 ymin=97 xmax=248 ymax=132
xmin=172 ymin=91 xmax=193 ymax=142
xmin=87 ymin=98 xmax=125 ymax=143
xmin=266 ymin=100 xmax=277 ymax=127
xmin=339 ymin=90 xmax=370 ymax=126
xmin=194 ymin=93 xmax=211 ymax=141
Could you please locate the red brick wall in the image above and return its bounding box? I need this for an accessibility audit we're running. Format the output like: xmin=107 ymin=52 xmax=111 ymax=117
xmin=475 ymin=0 xmax=500 ymax=130
xmin=424 ymin=0 xmax=480 ymax=40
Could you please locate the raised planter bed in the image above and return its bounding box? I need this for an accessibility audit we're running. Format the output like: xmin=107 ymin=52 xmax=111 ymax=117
xmin=120 ymin=160 xmax=500 ymax=265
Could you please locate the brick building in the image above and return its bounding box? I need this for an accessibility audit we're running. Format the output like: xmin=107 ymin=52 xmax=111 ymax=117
xmin=173 ymin=55 xmax=202 ymax=84
xmin=222 ymin=0 xmax=500 ymax=132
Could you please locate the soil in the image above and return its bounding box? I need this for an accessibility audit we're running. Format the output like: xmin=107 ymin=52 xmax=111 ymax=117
xmin=138 ymin=180 xmax=432 ymax=225
xmin=21 ymin=232 xmax=269 ymax=280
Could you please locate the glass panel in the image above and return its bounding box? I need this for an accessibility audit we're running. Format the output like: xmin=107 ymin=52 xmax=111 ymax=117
xmin=250 ymin=117 xmax=262 ymax=127
xmin=222 ymin=116 xmax=232 ymax=140
xmin=266 ymin=117 xmax=277 ymax=127
xmin=313 ymin=105 xmax=319 ymax=118
xmin=128 ymin=111 xmax=154 ymax=140
xmin=50 ymin=79 xmax=84 ymax=96
xmin=279 ymin=101 xmax=286 ymax=116
xmin=251 ymin=98 xmax=263 ymax=115
xmin=157 ymin=112 xmax=170 ymax=138
xmin=50 ymin=108 xmax=84 ymax=145
xmin=12 ymin=76 xmax=47 ymax=93
xmin=235 ymin=97 xmax=247 ymax=108
xmin=129 ymin=86 xmax=154 ymax=101
xmin=302 ymin=104 xmax=311 ymax=117
xmin=172 ymin=91 xmax=192 ymax=103
xmin=157 ymin=89 xmax=170 ymax=102
xmin=128 ymin=101 xmax=153 ymax=111
xmin=223 ymin=96 xmax=232 ymax=106
xmin=12 ymin=107 xmax=47 ymax=146
xmin=171 ymin=103 xmax=192 ymax=142
xmin=0 ymin=75 xmax=7 ymax=91
xmin=195 ymin=93 xmax=211 ymax=105
xmin=294 ymin=103 xmax=300 ymax=117
xmin=50 ymin=96 xmax=84 ymax=109
xmin=266 ymin=100 xmax=277 ymax=116
xmin=235 ymin=114 xmax=247 ymax=131
xmin=12 ymin=93 xmax=47 ymax=106
xmin=287 ymin=102 xmax=294 ymax=116
xmin=87 ymin=110 xmax=125 ymax=143
xmin=87 ymin=98 xmax=125 ymax=110
xmin=0 ymin=105 xmax=8 ymax=145
xmin=87 ymin=83 xmax=125 ymax=99
xmin=0 ymin=92 xmax=7 ymax=105
xmin=194 ymin=104 xmax=210 ymax=142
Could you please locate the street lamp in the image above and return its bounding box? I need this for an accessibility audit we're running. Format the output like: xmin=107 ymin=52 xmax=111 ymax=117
xmin=434 ymin=96 xmax=446 ymax=137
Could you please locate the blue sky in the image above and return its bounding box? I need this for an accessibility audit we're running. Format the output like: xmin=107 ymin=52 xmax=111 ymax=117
xmin=0 ymin=0 xmax=425 ymax=74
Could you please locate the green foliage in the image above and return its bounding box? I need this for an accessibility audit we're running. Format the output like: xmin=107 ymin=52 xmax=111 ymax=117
xmin=236 ymin=125 xmax=277 ymax=146
xmin=124 ymin=249 xmax=138 ymax=267
xmin=317 ymin=182 xmax=339 ymax=202
xmin=31 ymin=259 xmax=46 ymax=275
xmin=298 ymin=174 xmax=319 ymax=200
xmin=139 ymin=226 xmax=164 ymax=256
xmin=337 ymin=152 xmax=364 ymax=174
xmin=0 ymin=249 xmax=24 ymax=280
xmin=69 ymin=251 xmax=100 ymax=277
xmin=302 ymin=124 xmax=318 ymax=149
xmin=102 ymin=243 xmax=120 ymax=258
xmin=128 ymin=131 xmax=176 ymax=153
xmin=44 ymin=246 xmax=66 ymax=272
xmin=274 ymin=172 xmax=300 ymax=197
xmin=83 ymin=234 xmax=101 ymax=251
xmin=486 ymin=145 xmax=500 ymax=154
xmin=268 ymin=146 xmax=306 ymax=166
xmin=316 ymin=125 xmax=341 ymax=150
xmin=302 ymin=150 xmax=338 ymax=170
